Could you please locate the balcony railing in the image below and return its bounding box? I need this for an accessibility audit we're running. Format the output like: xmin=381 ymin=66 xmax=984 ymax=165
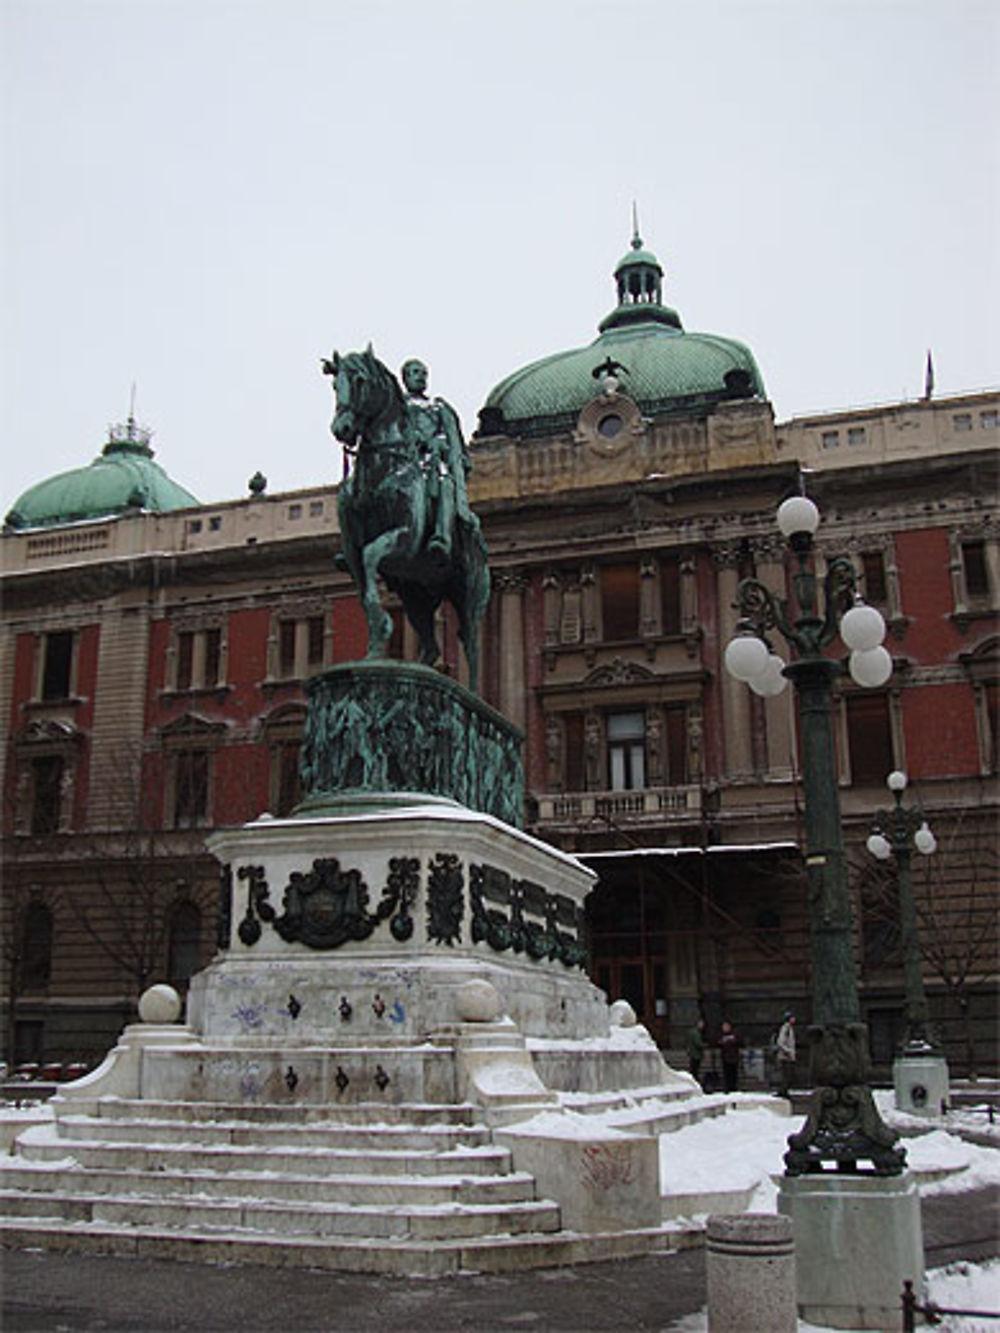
xmin=534 ymin=785 xmax=702 ymax=825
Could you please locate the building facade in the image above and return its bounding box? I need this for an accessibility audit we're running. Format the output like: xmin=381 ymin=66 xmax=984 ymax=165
xmin=2 ymin=236 xmax=997 ymax=1077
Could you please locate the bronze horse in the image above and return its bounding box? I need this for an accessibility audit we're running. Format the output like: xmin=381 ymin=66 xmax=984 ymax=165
xmin=323 ymin=347 xmax=490 ymax=693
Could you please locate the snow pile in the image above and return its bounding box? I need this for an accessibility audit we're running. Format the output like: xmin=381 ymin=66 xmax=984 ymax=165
xmin=657 ymin=1102 xmax=1000 ymax=1214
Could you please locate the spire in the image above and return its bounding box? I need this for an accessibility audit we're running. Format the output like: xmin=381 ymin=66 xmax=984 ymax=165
xmin=924 ymin=350 xmax=934 ymax=401
xmin=631 ymin=200 xmax=642 ymax=250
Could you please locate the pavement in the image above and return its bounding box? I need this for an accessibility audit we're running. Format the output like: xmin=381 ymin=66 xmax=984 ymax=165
xmin=1 ymin=1186 xmax=997 ymax=1333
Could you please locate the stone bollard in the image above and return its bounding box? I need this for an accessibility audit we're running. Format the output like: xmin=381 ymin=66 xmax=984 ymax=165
xmin=706 ymin=1213 xmax=797 ymax=1333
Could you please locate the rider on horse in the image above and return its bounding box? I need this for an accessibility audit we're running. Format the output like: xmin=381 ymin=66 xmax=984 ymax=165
xmin=400 ymin=358 xmax=480 ymax=564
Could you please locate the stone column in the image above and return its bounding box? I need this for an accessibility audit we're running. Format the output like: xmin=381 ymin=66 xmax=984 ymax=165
xmin=715 ymin=549 xmax=754 ymax=779
xmin=706 ymin=1213 xmax=797 ymax=1333
xmin=497 ymin=571 xmax=527 ymax=734
xmin=755 ymin=545 xmax=795 ymax=779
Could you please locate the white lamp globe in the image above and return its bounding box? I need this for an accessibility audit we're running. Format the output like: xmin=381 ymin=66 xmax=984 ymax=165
xmin=749 ymin=653 xmax=788 ymax=697
xmin=866 ymin=832 xmax=892 ymax=861
xmin=724 ymin=634 xmax=768 ymax=682
xmin=777 ymin=496 xmax=820 ymax=538
xmin=914 ymin=823 xmax=937 ymax=855
xmin=840 ymin=602 xmax=886 ymax=652
xmin=887 ymin=770 xmax=908 ymax=792
xmin=849 ymin=645 xmax=893 ymax=688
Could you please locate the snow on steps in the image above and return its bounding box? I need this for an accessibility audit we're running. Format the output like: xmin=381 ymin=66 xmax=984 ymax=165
xmin=0 ymin=1213 xmax=702 ymax=1277
xmin=0 ymin=1091 xmax=739 ymax=1273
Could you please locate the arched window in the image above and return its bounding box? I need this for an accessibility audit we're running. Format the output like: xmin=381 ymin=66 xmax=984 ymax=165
xmin=20 ymin=902 xmax=53 ymax=990
xmin=167 ymin=901 xmax=202 ymax=987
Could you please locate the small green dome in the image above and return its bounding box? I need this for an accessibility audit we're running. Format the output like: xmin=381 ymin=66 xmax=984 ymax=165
xmin=5 ymin=418 xmax=200 ymax=531
xmin=478 ymin=232 xmax=765 ymax=439
xmin=614 ymin=244 xmax=662 ymax=276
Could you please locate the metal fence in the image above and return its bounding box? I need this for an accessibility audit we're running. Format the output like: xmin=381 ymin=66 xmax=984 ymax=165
xmin=902 ymin=1278 xmax=1000 ymax=1331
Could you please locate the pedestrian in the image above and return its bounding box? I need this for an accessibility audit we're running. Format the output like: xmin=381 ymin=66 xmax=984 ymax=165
xmin=685 ymin=1017 xmax=706 ymax=1085
xmin=776 ymin=1010 xmax=796 ymax=1099
xmin=718 ymin=1019 xmax=741 ymax=1093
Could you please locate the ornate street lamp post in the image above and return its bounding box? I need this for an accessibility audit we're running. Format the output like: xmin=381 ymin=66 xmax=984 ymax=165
xmin=725 ymin=495 xmax=904 ymax=1175
xmin=866 ymin=771 xmax=937 ymax=1050
xmin=867 ymin=772 xmax=949 ymax=1115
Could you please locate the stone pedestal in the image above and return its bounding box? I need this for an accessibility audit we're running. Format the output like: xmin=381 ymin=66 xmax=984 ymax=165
xmin=778 ymin=1172 xmax=924 ymax=1330
xmin=706 ymin=1213 xmax=797 ymax=1333
xmin=894 ymin=1052 xmax=950 ymax=1117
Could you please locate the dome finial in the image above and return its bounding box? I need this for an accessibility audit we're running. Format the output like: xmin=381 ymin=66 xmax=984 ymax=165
xmin=631 ymin=200 xmax=642 ymax=251
xmin=106 ymin=384 xmax=154 ymax=456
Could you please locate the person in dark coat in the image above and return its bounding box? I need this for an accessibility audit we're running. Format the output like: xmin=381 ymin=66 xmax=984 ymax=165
xmin=718 ymin=1020 xmax=741 ymax=1093
xmin=685 ymin=1018 xmax=706 ymax=1085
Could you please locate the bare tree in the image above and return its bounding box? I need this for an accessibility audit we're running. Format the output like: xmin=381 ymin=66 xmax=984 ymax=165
xmin=58 ymin=740 xmax=217 ymax=1007
xmin=856 ymin=797 xmax=998 ymax=1077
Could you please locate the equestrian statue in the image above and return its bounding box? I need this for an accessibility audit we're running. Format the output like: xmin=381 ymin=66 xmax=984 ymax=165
xmin=321 ymin=346 xmax=490 ymax=694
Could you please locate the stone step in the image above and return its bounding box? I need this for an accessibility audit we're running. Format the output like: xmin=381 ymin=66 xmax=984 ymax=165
xmin=55 ymin=1114 xmax=492 ymax=1152
xmin=56 ymin=1098 xmax=482 ymax=1127
xmin=19 ymin=1136 xmax=515 ymax=1180
xmin=0 ymin=1187 xmax=561 ymax=1242
xmin=0 ymin=1215 xmax=699 ymax=1277
xmin=0 ymin=1162 xmax=539 ymax=1208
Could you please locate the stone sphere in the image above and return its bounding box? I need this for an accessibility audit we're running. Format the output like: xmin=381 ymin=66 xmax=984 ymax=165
xmin=454 ymin=979 xmax=501 ymax=1023
xmin=609 ymin=999 xmax=637 ymax=1028
xmin=138 ymin=984 xmax=182 ymax=1025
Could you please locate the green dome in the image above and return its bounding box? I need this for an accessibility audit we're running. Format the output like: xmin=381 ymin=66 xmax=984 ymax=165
xmin=478 ymin=233 xmax=765 ymax=438
xmin=5 ymin=418 xmax=200 ymax=531
xmin=614 ymin=245 xmax=662 ymax=275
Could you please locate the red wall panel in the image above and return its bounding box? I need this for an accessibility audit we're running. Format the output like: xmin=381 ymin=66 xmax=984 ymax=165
xmin=895 ymin=529 xmax=964 ymax=663
xmin=333 ymin=594 xmax=368 ymax=663
xmin=903 ymin=683 xmax=980 ymax=778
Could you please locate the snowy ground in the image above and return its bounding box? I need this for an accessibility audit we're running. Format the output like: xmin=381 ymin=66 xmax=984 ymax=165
xmin=2 ymin=1088 xmax=998 ymax=1328
xmin=655 ymin=1091 xmax=999 ymax=1331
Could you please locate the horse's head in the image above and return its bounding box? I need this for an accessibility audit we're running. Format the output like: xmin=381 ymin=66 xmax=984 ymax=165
xmin=326 ymin=345 xmax=402 ymax=448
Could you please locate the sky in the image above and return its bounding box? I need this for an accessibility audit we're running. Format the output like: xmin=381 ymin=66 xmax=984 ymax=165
xmin=2 ymin=0 xmax=997 ymax=512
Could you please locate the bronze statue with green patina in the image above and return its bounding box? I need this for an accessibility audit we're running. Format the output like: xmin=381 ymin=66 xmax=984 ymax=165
xmin=321 ymin=347 xmax=490 ymax=693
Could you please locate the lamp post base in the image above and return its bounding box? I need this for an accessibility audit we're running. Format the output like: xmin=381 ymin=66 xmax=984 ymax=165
xmin=784 ymin=1023 xmax=906 ymax=1176
xmin=778 ymin=1171 xmax=924 ymax=1329
xmin=893 ymin=1051 xmax=950 ymax=1118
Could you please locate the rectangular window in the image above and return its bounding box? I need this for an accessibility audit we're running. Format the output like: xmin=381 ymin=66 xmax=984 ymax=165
xmin=953 ymin=414 xmax=973 ymax=432
xmin=601 ymin=564 xmax=640 ymax=641
xmin=30 ymin=755 xmax=64 ymax=835
xmin=986 ymin=681 xmax=999 ymax=773
xmin=307 ymin=615 xmax=325 ymax=668
xmin=174 ymin=751 xmax=209 ymax=828
xmin=203 ymin=628 xmax=222 ymax=686
xmin=962 ymin=541 xmax=989 ymax=598
xmin=279 ymin=620 xmax=297 ymax=676
xmin=821 ymin=430 xmax=840 ymax=450
xmin=665 ymin=707 xmax=688 ymax=784
xmin=276 ymin=741 xmax=302 ymax=816
xmin=845 ymin=694 xmax=894 ymax=785
xmin=41 ymin=631 xmax=73 ymax=701
xmin=660 ymin=557 xmax=681 ymax=635
xmin=176 ymin=632 xmax=194 ymax=691
xmin=861 ymin=551 xmax=888 ymax=604
xmin=564 ymin=713 xmax=585 ymax=791
xmin=288 ymin=504 xmax=302 ymax=520
xmin=608 ymin=711 xmax=645 ymax=791
xmin=208 ymin=515 xmax=222 ymax=532
xmin=847 ymin=426 xmax=866 ymax=447
xmin=187 ymin=519 xmax=202 ymax=534
xmin=981 ymin=410 xmax=998 ymax=429
xmin=309 ymin=500 xmax=324 ymax=517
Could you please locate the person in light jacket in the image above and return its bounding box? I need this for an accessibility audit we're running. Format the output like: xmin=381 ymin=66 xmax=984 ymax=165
xmin=776 ymin=1011 xmax=796 ymax=1098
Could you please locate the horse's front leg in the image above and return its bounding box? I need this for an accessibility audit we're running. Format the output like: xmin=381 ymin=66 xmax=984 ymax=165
xmin=360 ymin=528 xmax=406 ymax=657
